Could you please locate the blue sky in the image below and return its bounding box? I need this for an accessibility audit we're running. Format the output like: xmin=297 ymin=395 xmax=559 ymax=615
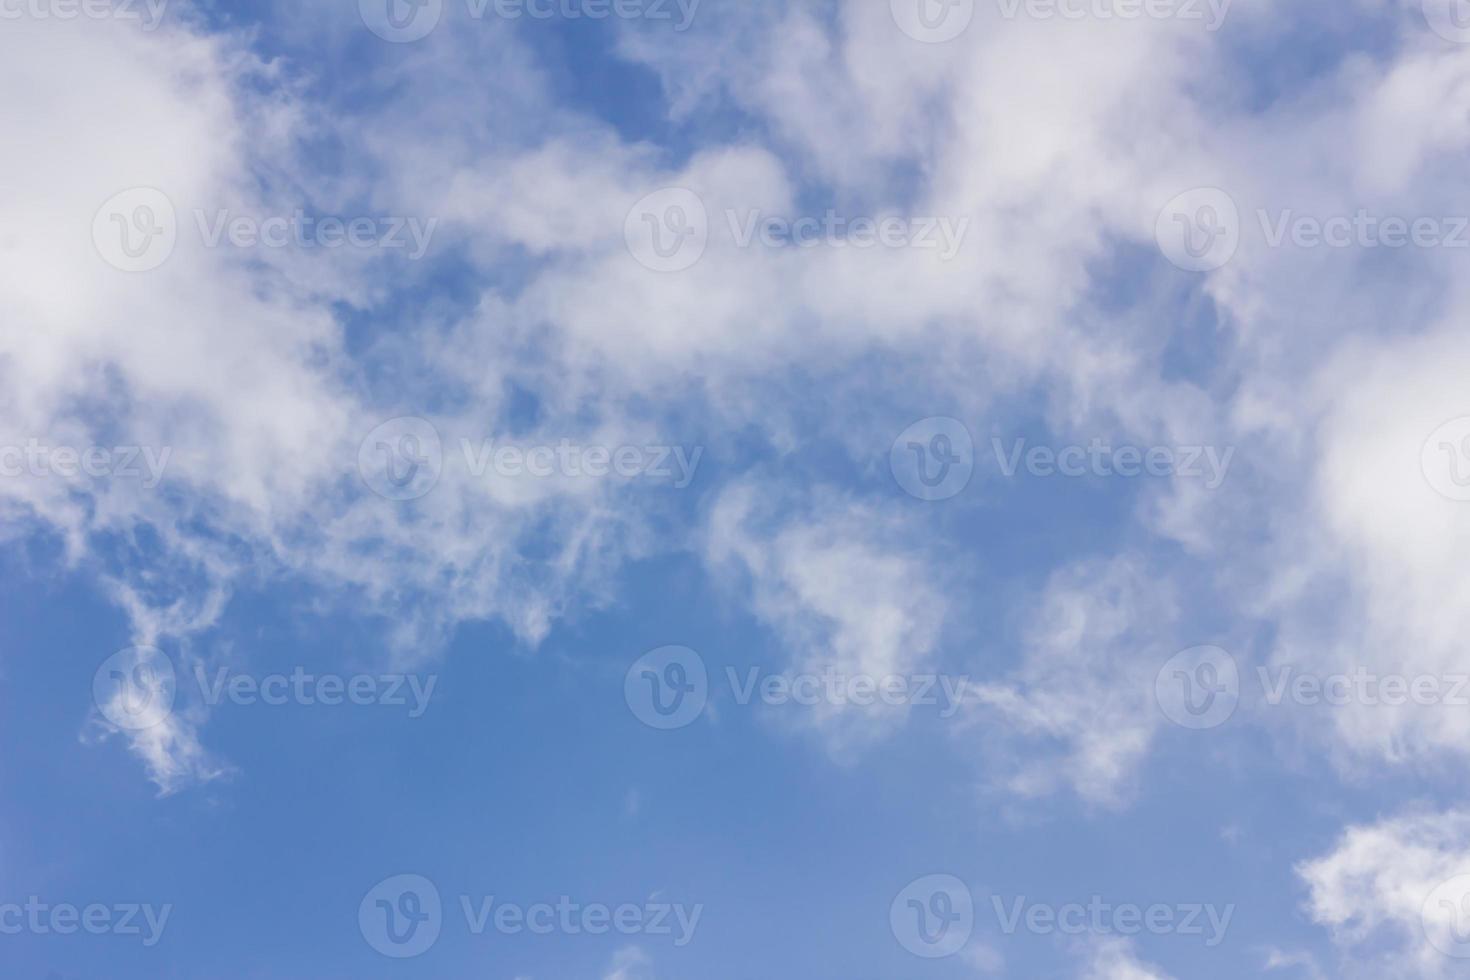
xmin=5 ymin=1 xmax=1470 ymax=978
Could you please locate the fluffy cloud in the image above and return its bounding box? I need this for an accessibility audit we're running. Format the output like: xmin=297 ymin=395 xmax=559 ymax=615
xmin=1298 ymin=808 xmax=1470 ymax=978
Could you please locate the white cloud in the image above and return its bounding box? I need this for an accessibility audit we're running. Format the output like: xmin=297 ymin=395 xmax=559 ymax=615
xmin=961 ymin=558 xmax=1180 ymax=808
xmin=1298 ymin=808 xmax=1470 ymax=978
xmin=703 ymin=480 xmax=948 ymax=755
xmin=1082 ymin=938 xmax=1175 ymax=980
